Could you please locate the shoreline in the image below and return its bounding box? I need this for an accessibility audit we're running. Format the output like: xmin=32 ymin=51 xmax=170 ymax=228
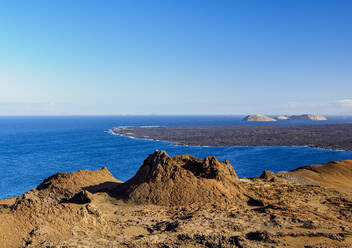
xmin=109 ymin=124 xmax=352 ymax=151
xmin=112 ymin=132 xmax=348 ymax=152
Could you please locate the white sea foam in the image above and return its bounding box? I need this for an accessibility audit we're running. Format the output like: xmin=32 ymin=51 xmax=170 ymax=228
xmin=139 ymin=126 xmax=162 ymax=128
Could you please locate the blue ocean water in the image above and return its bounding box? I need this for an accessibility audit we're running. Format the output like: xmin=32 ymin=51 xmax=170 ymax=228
xmin=1 ymin=115 xmax=352 ymax=199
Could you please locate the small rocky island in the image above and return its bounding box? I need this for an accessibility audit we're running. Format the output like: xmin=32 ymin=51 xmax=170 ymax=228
xmin=245 ymin=114 xmax=327 ymax=121
xmin=287 ymin=114 xmax=327 ymax=121
xmin=1 ymin=151 xmax=351 ymax=247
xmin=242 ymin=114 xmax=276 ymax=122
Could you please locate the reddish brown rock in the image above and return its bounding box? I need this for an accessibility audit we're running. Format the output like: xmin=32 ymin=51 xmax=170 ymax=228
xmin=118 ymin=150 xmax=246 ymax=207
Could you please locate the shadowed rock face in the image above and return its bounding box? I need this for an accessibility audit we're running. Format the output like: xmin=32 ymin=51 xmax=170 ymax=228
xmin=118 ymin=150 xmax=246 ymax=206
xmin=260 ymin=170 xmax=281 ymax=182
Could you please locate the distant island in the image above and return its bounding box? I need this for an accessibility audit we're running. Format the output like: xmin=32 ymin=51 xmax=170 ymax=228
xmin=243 ymin=114 xmax=327 ymax=122
xmin=285 ymin=114 xmax=327 ymax=121
xmin=242 ymin=114 xmax=276 ymax=122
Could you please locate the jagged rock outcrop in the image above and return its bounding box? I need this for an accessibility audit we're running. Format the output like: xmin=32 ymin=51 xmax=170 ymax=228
xmin=35 ymin=167 xmax=120 ymax=203
xmin=117 ymin=150 xmax=247 ymax=207
xmin=242 ymin=114 xmax=276 ymax=122
xmin=0 ymin=167 xmax=119 ymax=248
xmin=259 ymin=170 xmax=281 ymax=182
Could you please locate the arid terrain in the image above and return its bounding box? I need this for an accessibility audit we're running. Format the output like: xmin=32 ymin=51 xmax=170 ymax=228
xmin=111 ymin=124 xmax=352 ymax=150
xmin=1 ymin=151 xmax=352 ymax=247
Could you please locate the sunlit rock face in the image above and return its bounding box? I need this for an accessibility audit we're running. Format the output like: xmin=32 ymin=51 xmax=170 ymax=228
xmin=242 ymin=114 xmax=276 ymax=122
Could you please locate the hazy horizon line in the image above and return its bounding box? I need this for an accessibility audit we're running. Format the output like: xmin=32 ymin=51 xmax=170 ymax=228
xmin=0 ymin=114 xmax=352 ymax=117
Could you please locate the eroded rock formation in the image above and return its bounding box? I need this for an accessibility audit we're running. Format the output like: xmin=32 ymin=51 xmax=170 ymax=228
xmin=117 ymin=151 xmax=246 ymax=206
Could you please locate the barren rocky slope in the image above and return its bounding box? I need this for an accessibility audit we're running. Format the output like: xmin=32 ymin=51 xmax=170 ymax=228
xmin=278 ymin=160 xmax=352 ymax=193
xmin=1 ymin=151 xmax=352 ymax=247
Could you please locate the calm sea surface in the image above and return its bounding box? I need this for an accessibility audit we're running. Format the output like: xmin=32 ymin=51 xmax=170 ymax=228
xmin=1 ymin=115 xmax=352 ymax=199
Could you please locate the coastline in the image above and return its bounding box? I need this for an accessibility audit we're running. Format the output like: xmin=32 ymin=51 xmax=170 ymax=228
xmin=109 ymin=124 xmax=352 ymax=151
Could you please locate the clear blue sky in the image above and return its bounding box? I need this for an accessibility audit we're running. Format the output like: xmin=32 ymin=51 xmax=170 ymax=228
xmin=1 ymin=0 xmax=351 ymax=115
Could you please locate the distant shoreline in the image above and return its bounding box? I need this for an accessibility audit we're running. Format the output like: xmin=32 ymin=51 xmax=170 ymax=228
xmin=110 ymin=124 xmax=352 ymax=151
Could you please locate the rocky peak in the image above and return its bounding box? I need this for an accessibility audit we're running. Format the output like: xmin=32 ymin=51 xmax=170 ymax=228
xmin=119 ymin=150 xmax=245 ymax=206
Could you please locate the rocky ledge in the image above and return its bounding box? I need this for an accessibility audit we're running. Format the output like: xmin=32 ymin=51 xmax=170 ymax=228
xmin=1 ymin=151 xmax=352 ymax=247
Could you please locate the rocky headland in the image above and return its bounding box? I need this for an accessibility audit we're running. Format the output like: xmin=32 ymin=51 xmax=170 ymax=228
xmin=1 ymin=151 xmax=352 ymax=247
xmin=111 ymin=124 xmax=352 ymax=150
